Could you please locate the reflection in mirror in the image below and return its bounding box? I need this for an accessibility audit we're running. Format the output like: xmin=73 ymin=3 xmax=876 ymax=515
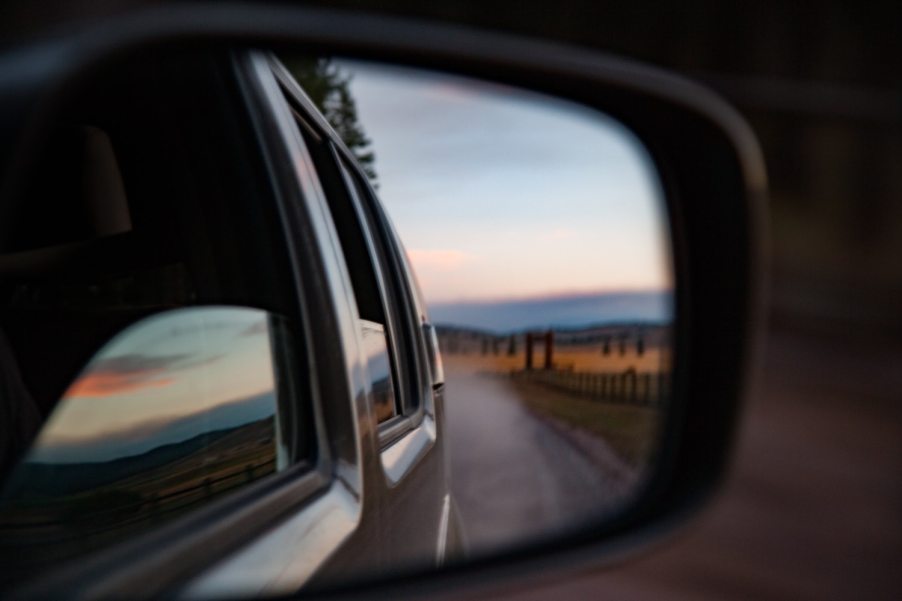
xmin=361 ymin=320 xmax=397 ymax=423
xmin=286 ymin=58 xmax=674 ymax=559
xmin=0 ymin=307 xmax=293 ymax=576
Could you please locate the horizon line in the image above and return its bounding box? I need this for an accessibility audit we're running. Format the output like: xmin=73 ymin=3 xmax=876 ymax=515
xmin=427 ymin=287 xmax=673 ymax=307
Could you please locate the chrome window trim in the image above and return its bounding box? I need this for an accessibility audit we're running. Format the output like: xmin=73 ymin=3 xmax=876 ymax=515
xmin=435 ymin=494 xmax=452 ymax=566
xmin=268 ymin=56 xmax=431 ymax=449
xmin=379 ymin=415 xmax=437 ymax=486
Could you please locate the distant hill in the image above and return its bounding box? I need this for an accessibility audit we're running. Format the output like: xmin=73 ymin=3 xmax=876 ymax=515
xmin=6 ymin=418 xmax=274 ymax=498
xmin=429 ymin=290 xmax=672 ymax=333
xmin=29 ymin=390 xmax=277 ymax=464
xmin=436 ymin=321 xmax=671 ymax=351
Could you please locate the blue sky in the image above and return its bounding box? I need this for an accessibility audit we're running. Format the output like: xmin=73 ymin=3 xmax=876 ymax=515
xmin=340 ymin=60 xmax=675 ymax=321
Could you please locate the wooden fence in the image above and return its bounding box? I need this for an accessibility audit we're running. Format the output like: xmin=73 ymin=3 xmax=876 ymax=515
xmin=1 ymin=457 xmax=277 ymax=546
xmin=516 ymin=368 xmax=669 ymax=408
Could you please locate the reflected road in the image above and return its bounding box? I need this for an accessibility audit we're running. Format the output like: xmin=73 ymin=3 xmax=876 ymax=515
xmin=444 ymin=365 xmax=638 ymax=554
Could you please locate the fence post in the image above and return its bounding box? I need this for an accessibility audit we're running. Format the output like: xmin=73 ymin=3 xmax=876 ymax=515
xmin=624 ymin=368 xmax=637 ymax=403
xmin=507 ymin=335 xmax=516 ymax=356
xmin=544 ymin=330 xmax=554 ymax=370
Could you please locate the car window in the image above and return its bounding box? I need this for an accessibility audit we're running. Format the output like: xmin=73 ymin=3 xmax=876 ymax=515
xmin=335 ymin=156 xmax=427 ymax=417
xmin=279 ymin=95 xmax=412 ymax=428
xmin=0 ymin=52 xmax=312 ymax=584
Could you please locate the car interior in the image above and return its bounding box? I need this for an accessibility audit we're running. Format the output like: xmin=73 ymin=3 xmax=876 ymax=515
xmin=0 ymin=51 xmax=304 ymax=572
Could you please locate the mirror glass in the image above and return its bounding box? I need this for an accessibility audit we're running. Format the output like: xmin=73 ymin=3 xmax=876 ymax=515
xmin=284 ymin=58 xmax=674 ymax=558
xmin=0 ymin=307 xmax=294 ymax=576
xmin=0 ymin=46 xmax=675 ymax=594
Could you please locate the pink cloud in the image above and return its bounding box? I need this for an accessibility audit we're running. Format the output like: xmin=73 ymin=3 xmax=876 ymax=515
xmin=539 ymin=227 xmax=578 ymax=242
xmin=65 ymin=372 xmax=175 ymax=398
xmin=407 ymin=249 xmax=474 ymax=272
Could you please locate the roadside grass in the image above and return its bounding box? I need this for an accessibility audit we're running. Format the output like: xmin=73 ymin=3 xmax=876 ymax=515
xmin=506 ymin=376 xmax=661 ymax=468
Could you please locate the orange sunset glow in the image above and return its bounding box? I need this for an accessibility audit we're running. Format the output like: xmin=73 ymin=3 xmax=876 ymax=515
xmin=64 ymin=372 xmax=175 ymax=398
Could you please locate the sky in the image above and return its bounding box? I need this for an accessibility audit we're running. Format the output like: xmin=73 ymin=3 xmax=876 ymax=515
xmin=340 ymin=60 xmax=675 ymax=321
xmin=28 ymin=307 xmax=278 ymax=463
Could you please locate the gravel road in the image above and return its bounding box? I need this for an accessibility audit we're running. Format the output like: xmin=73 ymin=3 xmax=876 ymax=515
xmin=443 ymin=367 xmax=638 ymax=556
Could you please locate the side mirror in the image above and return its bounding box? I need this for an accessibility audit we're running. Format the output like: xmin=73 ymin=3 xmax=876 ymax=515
xmin=0 ymin=6 xmax=766 ymax=598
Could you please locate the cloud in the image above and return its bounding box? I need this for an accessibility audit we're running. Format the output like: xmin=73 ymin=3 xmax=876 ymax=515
xmin=539 ymin=227 xmax=577 ymax=242
xmin=65 ymin=373 xmax=175 ymax=398
xmin=63 ymin=352 xmax=221 ymax=399
xmin=407 ymin=249 xmax=474 ymax=272
xmin=86 ymin=354 xmax=190 ymax=375
xmin=426 ymin=82 xmax=474 ymax=103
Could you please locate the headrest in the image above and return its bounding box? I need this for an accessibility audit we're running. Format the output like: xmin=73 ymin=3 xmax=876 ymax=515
xmin=3 ymin=125 xmax=132 ymax=255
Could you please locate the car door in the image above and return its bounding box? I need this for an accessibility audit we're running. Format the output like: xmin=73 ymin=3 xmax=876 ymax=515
xmin=257 ymin=53 xmax=455 ymax=575
xmin=0 ymin=48 xmax=409 ymax=597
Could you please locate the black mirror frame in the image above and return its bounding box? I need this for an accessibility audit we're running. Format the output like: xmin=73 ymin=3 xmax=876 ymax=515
xmin=0 ymin=5 xmax=767 ymax=599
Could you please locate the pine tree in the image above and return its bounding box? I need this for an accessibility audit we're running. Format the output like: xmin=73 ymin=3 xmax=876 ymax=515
xmin=282 ymin=57 xmax=377 ymax=185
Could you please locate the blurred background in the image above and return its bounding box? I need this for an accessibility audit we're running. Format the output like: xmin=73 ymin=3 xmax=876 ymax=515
xmin=2 ymin=1 xmax=900 ymax=598
xmin=3 ymin=1 xmax=900 ymax=337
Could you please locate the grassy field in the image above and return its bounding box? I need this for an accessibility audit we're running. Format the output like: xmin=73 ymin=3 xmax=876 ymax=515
xmin=444 ymin=352 xmax=662 ymax=468
xmin=0 ymin=420 xmax=277 ymax=572
xmin=507 ymin=376 xmax=660 ymax=467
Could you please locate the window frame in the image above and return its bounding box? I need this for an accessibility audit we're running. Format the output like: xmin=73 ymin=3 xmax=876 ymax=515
xmin=285 ymin=108 xmax=404 ymax=430
xmin=331 ymin=153 xmax=403 ymax=425
xmin=270 ymin=61 xmax=429 ymax=447
xmin=333 ymin=153 xmax=430 ymax=444
xmin=283 ymin=105 xmax=408 ymax=430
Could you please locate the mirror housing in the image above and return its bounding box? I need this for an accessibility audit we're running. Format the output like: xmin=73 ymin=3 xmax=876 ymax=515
xmin=0 ymin=5 xmax=766 ymax=598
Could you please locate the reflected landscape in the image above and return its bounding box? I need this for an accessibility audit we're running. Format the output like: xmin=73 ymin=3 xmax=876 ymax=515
xmin=334 ymin=60 xmax=675 ymax=554
xmin=439 ymin=321 xmax=670 ymax=551
xmin=0 ymin=53 xmax=678 ymax=590
xmin=0 ymin=308 xmax=284 ymax=572
xmin=361 ymin=320 xmax=397 ymax=423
